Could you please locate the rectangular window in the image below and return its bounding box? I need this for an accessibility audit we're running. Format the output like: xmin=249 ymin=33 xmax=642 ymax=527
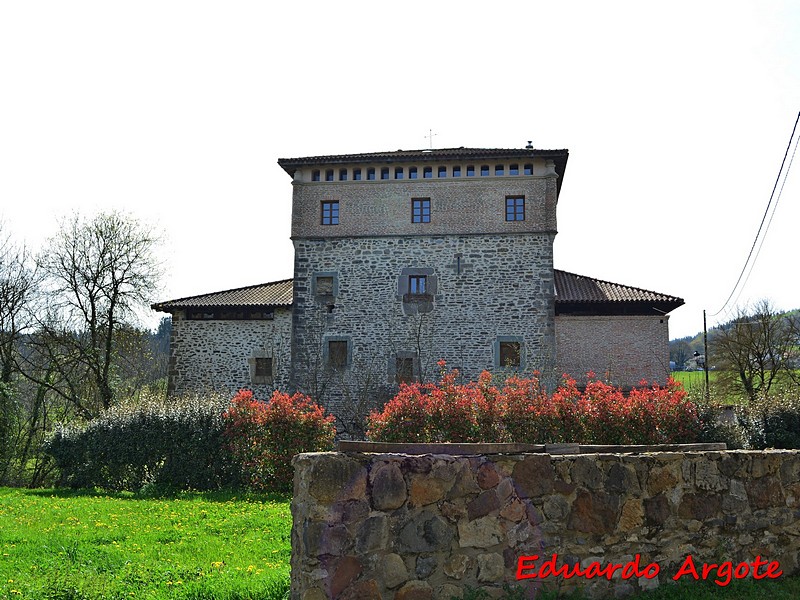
xmin=254 ymin=357 xmax=273 ymax=379
xmin=396 ymin=357 xmax=414 ymax=384
xmin=325 ymin=169 xmax=334 ymax=182
xmin=395 ymin=167 xmax=404 ymax=179
xmin=495 ymin=164 xmax=504 ymax=176
xmin=328 ymin=340 xmax=348 ymax=369
xmin=466 ymin=165 xmax=475 ymax=177
xmin=339 ymin=168 xmax=348 ymax=181
xmin=509 ymin=164 xmax=519 ymax=175
xmin=423 ymin=166 xmax=433 ymax=179
xmin=480 ymin=165 xmax=489 ymax=176
xmin=505 ymin=196 xmax=525 ymax=221
xmin=367 ymin=167 xmax=376 ymax=180
xmin=412 ymin=198 xmax=431 ymax=223
xmin=312 ymin=170 xmax=321 ymax=182
xmin=438 ymin=166 xmax=447 ymax=178
xmin=321 ymin=201 xmax=339 ymax=225
xmin=409 ymin=274 xmax=427 ymax=295
xmin=523 ymin=163 xmax=533 ymax=175
xmin=452 ymin=166 xmax=461 ymax=177
xmin=409 ymin=167 xmax=418 ymax=179
xmin=353 ymin=168 xmax=362 ymax=181
xmin=499 ymin=342 xmax=521 ymax=367
xmin=381 ymin=167 xmax=390 ymax=180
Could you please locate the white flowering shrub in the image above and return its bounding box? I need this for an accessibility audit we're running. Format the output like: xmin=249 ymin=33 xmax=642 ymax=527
xmin=46 ymin=391 xmax=238 ymax=491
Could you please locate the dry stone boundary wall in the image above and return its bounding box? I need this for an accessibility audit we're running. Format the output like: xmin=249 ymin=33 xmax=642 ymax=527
xmin=291 ymin=449 xmax=800 ymax=599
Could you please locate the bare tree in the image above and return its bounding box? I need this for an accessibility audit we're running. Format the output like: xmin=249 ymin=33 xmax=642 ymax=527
xmin=710 ymin=299 xmax=797 ymax=402
xmin=0 ymin=227 xmax=38 ymax=479
xmin=25 ymin=212 xmax=161 ymax=417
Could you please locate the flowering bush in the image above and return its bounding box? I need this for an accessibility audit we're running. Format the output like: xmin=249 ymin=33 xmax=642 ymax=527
xmin=46 ymin=392 xmax=235 ymax=491
xmin=367 ymin=365 xmax=702 ymax=445
xmin=223 ymin=389 xmax=336 ymax=491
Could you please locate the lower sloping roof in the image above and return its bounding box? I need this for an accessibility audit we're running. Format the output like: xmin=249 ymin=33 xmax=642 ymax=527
xmin=152 ymin=271 xmax=683 ymax=316
xmin=554 ymin=270 xmax=684 ymax=316
xmin=151 ymin=278 xmax=293 ymax=312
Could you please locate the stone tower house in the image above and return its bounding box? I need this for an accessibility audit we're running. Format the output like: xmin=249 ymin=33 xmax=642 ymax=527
xmin=153 ymin=145 xmax=683 ymax=434
xmin=278 ymin=148 xmax=568 ymax=425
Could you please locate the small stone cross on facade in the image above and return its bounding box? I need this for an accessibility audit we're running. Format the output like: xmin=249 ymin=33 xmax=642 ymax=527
xmin=448 ymin=253 xmax=472 ymax=275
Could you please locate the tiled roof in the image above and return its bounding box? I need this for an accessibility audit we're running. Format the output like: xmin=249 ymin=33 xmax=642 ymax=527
xmin=554 ymin=269 xmax=684 ymax=311
xmin=153 ymin=271 xmax=683 ymax=314
xmin=278 ymin=147 xmax=568 ymax=173
xmin=151 ymin=279 xmax=293 ymax=312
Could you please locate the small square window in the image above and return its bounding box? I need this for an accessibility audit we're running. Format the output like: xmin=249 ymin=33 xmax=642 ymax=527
xmin=381 ymin=168 xmax=390 ymax=180
xmin=396 ymin=357 xmax=414 ymax=384
xmin=499 ymin=342 xmax=521 ymax=368
xmin=325 ymin=169 xmax=334 ymax=182
xmin=316 ymin=276 xmax=334 ymax=295
xmin=466 ymin=165 xmax=475 ymax=177
xmin=409 ymin=275 xmax=427 ymax=295
xmin=254 ymin=357 xmax=273 ymax=379
xmin=412 ymin=198 xmax=431 ymax=223
xmin=409 ymin=167 xmax=418 ymax=179
xmin=339 ymin=169 xmax=348 ymax=181
xmin=312 ymin=170 xmax=321 ymax=182
xmin=367 ymin=168 xmax=376 ymax=180
xmin=328 ymin=340 xmax=348 ymax=369
xmin=353 ymin=168 xmax=362 ymax=181
xmin=322 ymin=201 xmax=339 ymax=225
xmin=438 ymin=166 xmax=447 ymax=178
xmin=480 ymin=165 xmax=489 ymax=176
xmin=505 ymin=196 xmax=525 ymax=221
xmin=509 ymin=164 xmax=519 ymax=175
xmin=523 ymin=163 xmax=533 ymax=175
xmin=495 ymin=164 xmax=504 ymax=176
xmin=423 ymin=166 xmax=433 ymax=179
xmin=452 ymin=166 xmax=461 ymax=177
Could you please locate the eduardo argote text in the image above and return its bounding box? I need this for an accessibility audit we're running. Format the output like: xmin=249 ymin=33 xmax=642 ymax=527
xmin=516 ymin=553 xmax=782 ymax=587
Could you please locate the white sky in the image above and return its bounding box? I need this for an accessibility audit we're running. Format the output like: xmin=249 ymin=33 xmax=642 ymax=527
xmin=1 ymin=1 xmax=798 ymax=339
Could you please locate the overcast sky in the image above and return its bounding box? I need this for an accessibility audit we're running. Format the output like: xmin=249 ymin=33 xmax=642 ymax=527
xmin=1 ymin=1 xmax=798 ymax=339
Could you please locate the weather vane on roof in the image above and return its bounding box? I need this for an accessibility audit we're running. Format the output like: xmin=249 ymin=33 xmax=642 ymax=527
xmin=424 ymin=129 xmax=438 ymax=149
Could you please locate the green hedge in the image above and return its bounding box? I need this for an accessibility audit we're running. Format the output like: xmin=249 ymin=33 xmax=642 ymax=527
xmin=46 ymin=392 xmax=237 ymax=491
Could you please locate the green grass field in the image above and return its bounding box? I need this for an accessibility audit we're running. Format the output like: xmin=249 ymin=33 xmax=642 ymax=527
xmin=2 ymin=487 xmax=800 ymax=600
xmin=0 ymin=488 xmax=291 ymax=600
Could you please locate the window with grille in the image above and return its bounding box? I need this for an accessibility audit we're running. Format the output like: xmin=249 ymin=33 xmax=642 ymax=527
xmin=505 ymin=196 xmax=525 ymax=221
xmin=321 ymin=201 xmax=339 ymax=225
xmin=412 ymin=198 xmax=431 ymax=223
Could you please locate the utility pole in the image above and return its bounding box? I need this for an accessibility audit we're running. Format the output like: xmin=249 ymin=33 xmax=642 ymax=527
xmin=703 ymin=310 xmax=710 ymax=401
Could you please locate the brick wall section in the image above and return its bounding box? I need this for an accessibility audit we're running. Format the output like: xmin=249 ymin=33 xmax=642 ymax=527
xmin=291 ymin=450 xmax=800 ymax=599
xmin=168 ymin=308 xmax=292 ymax=398
xmin=290 ymin=233 xmax=557 ymax=423
xmin=555 ymin=315 xmax=671 ymax=388
xmin=290 ymin=160 xmax=558 ymax=239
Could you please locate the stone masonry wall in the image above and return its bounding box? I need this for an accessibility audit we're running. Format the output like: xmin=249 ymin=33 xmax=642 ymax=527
xmin=290 ymin=234 xmax=556 ymax=425
xmin=168 ymin=308 xmax=292 ymax=398
xmin=292 ymin=450 xmax=800 ymax=599
xmin=555 ymin=315 xmax=671 ymax=389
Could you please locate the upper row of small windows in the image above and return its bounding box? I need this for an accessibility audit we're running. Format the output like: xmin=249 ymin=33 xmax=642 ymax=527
xmin=312 ymin=163 xmax=534 ymax=182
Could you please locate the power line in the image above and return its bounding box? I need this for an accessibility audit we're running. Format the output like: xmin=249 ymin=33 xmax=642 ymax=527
xmin=710 ymin=110 xmax=800 ymax=318
xmin=730 ymin=124 xmax=800 ymax=312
